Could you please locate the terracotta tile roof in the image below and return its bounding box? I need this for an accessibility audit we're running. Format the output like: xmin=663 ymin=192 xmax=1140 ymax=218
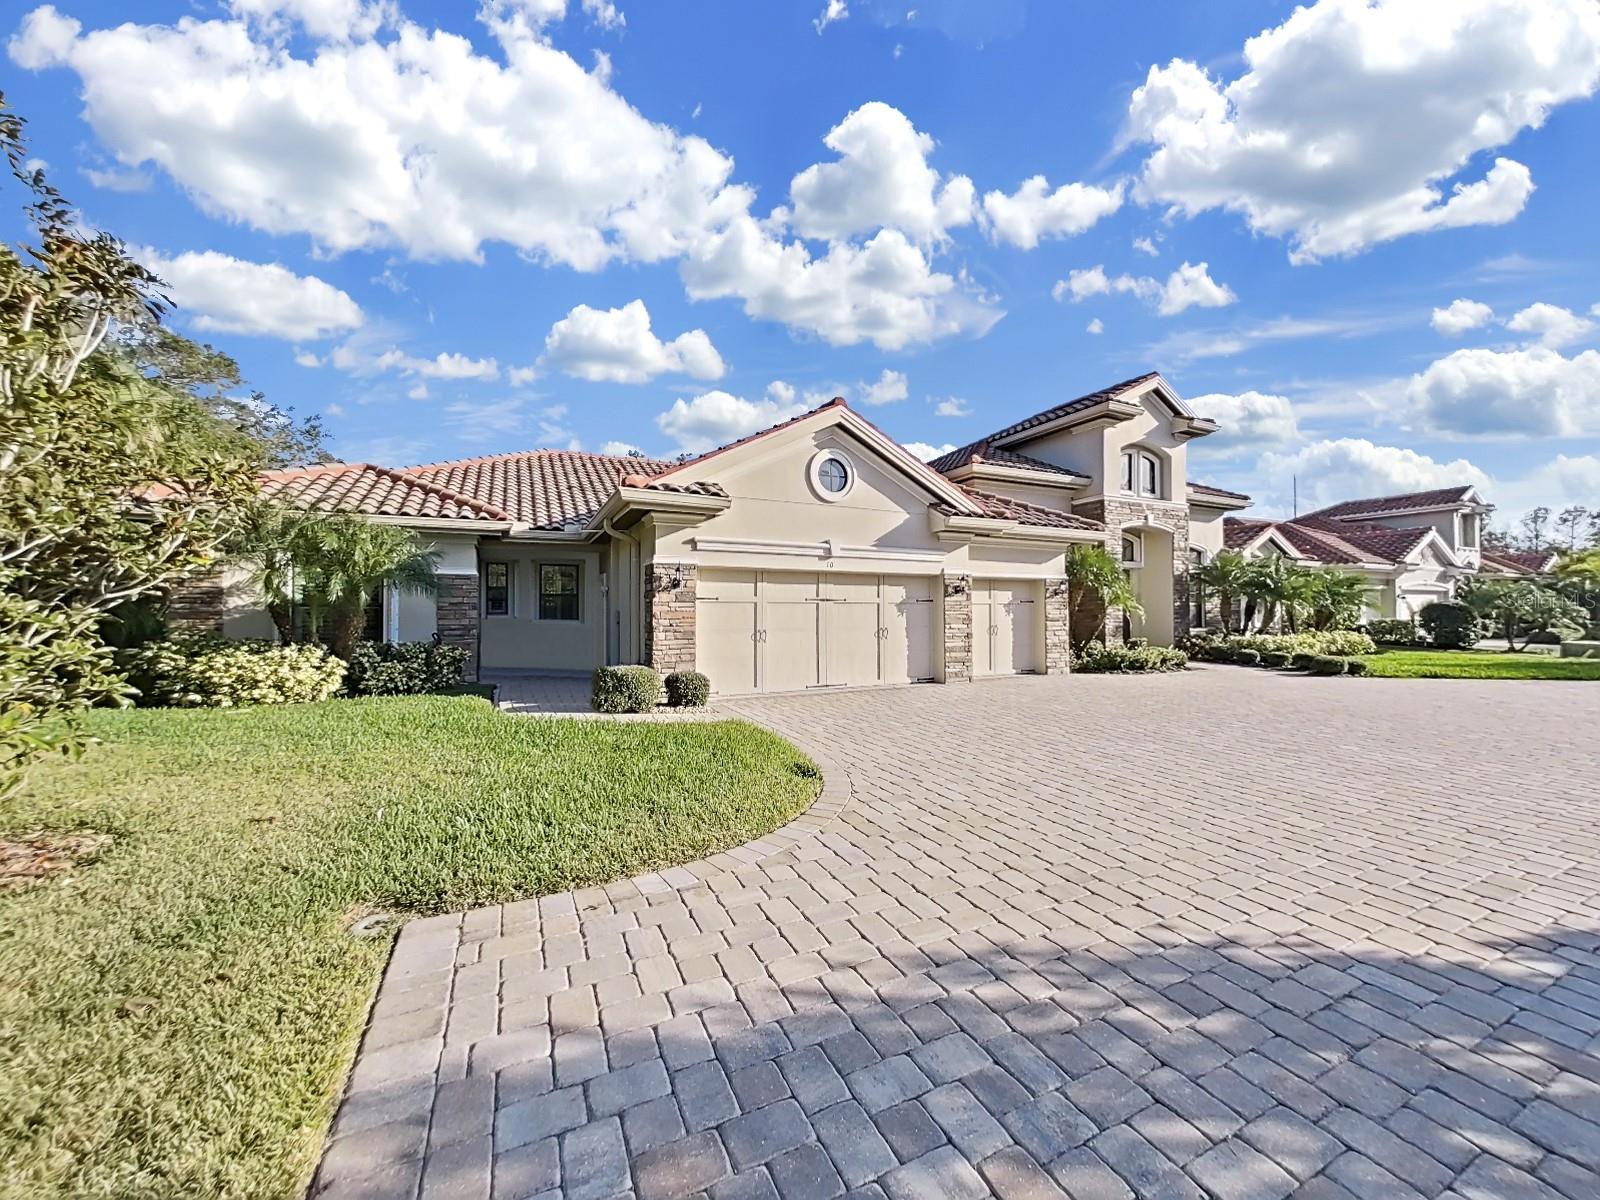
xmin=642 ymin=398 xmax=846 ymax=484
xmin=977 ymin=372 xmax=1161 ymax=445
xmin=1188 ymin=481 xmax=1252 ymax=501
xmin=1482 ymin=549 xmax=1557 ymax=575
xmin=927 ymin=438 xmax=1091 ymax=481
xmin=1223 ymin=517 xmax=1273 ymax=550
xmin=260 ymin=463 xmax=514 ymax=522
xmin=942 ymin=486 xmax=1105 ymax=531
xmin=400 ymin=450 xmax=678 ymax=529
xmin=1301 ymin=486 xmax=1478 ymax=521
xmin=1221 ymin=515 xmax=1430 ymax=567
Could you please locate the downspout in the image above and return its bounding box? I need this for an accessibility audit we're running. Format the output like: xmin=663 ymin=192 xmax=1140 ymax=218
xmin=602 ymin=517 xmax=642 ymax=665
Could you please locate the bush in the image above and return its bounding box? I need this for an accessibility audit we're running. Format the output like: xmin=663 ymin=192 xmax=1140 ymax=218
xmin=1365 ymin=618 xmax=1421 ymax=646
xmin=1231 ymin=649 xmax=1262 ymax=667
xmin=1176 ymin=629 xmax=1224 ymax=656
xmin=1075 ymin=644 xmax=1188 ymax=673
xmin=1212 ymin=630 xmax=1377 ymax=659
xmin=1262 ymin=651 xmax=1292 ymax=669
xmin=1307 ymin=654 xmax=1348 ymax=676
xmin=344 ymin=640 xmax=468 ymax=696
xmin=665 ymin=670 xmax=711 ymax=707
xmin=591 ymin=665 xmax=662 ymax=713
xmin=1525 ymin=629 xmax=1564 ymax=645
xmin=1344 ymin=658 xmax=1370 ymax=675
xmin=1418 ymin=600 xmax=1479 ymax=649
xmin=1290 ymin=652 xmax=1319 ymax=670
xmin=120 ymin=631 xmax=346 ymax=707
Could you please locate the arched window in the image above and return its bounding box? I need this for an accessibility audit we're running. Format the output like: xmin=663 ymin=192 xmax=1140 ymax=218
xmin=1120 ymin=448 xmax=1161 ymax=498
xmin=1121 ymin=534 xmax=1143 ymax=566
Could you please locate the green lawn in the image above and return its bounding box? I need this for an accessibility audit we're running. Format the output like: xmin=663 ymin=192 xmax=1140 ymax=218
xmin=1357 ymin=647 xmax=1600 ymax=679
xmin=0 ymin=696 xmax=819 ymax=1200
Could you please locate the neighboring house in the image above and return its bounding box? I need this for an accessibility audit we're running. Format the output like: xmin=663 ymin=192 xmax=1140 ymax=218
xmin=192 ymin=372 xmax=1243 ymax=694
xmin=1221 ymin=486 xmax=1493 ymax=621
xmin=1480 ymin=548 xmax=1560 ymax=576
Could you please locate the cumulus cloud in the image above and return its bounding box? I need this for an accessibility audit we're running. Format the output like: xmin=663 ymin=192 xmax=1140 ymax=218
xmin=1257 ymin=438 xmax=1492 ymax=516
xmin=903 ymin=441 xmax=956 ymax=461
xmin=1407 ymin=345 xmax=1600 ymax=436
xmin=139 ymin=249 xmax=363 ymax=340
xmin=1431 ymin=298 xmax=1494 ymax=336
xmin=813 ymin=0 xmax=846 ymax=34
xmin=1132 ymin=236 xmax=1159 ymax=257
xmin=331 ymin=338 xmax=500 ymax=380
xmin=789 ymin=102 xmax=975 ymax=243
xmin=542 ymin=299 xmax=725 ymax=383
xmin=1056 ymin=262 xmax=1235 ymax=316
xmin=656 ymin=385 xmax=808 ymax=454
xmin=1505 ymin=302 xmax=1595 ymax=348
xmin=933 ymin=396 xmax=971 ymax=417
xmin=1187 ymin=390 xmax=1300 ymax=457
xmin=857 ymin=368 xmax=908 ymax=406
xmin=981 ymin=177 xmax=1124 ymax=250
xmin=600 ymin=439 xmax=645 ymax=456
xmin=1122 ymin=0 xmax=1600 ymax=262
xmin=1086 ymin=318 xmax=1104 ymax=335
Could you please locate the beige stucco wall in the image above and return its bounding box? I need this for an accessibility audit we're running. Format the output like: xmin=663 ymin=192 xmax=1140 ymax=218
xmin=478 ymin=543 xmax=605 ymax=672
xmin=1187 ymin=505 xmax=1229 ymax=558
xmin=1018 ymin=392 xmax=1190 ymax=503
xmin=221 ymin=562 xmax=279 ymax=640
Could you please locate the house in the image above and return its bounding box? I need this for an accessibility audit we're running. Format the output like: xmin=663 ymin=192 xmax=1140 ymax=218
xmin=1480 ymin=548 xmax=1560 ymax=576
xmin=192 ymin=372 xmax=1242 ymax=694
xmin=1221 ymin=486 xmax=1493 ymax=621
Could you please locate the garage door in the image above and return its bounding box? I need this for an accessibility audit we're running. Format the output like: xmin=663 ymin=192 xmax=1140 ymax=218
xmin=972 ymin=579 xmax=1040 ymax=676
xmin=696 ymin=570 xmax=934 ymax=695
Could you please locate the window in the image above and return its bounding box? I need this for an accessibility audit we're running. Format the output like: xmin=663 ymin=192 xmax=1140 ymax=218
xmin=1121 ymin=534 xmax=1142 ymax=566
xmin=1461 ymin=514 xmax=1478 ymax=548
xmin=1120 ymin=449 xmax=1160 ymax=498
xmin=484 ymin=562 xmax=511 ymax=616
xmin=1189 ymin=547 xmax=1208 ymax=627
xmin=807 ymin=448 xmax=856 ymax=501
xmin=538 ymin=563 xmax=581 ymax=621
xmin=818 ymin=457 xmax=849 ymax=493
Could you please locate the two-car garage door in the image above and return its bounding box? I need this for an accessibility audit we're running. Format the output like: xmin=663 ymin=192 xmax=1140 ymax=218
xmin=697 ymin=570 xmax=934 ymax=695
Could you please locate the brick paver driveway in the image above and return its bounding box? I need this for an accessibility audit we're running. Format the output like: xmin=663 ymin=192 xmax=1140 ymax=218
xmin=318 ymin=669 xmax=1600 ymax=1200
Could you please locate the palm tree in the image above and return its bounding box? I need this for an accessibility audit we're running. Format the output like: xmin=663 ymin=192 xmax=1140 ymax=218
xmin=1194 ymin=550 xmax=1251 ymax=633
xmin=1304 ymin=566 xmax=1369 ymax=631
xmin=299 ymin=515 xmax=439 ymax=660
xmin=1064 ymin=543 xmax=1143 ymax=650
xmin=1239 ymin=555 xmax=1288 ymax=631
xmin=230 ymin=503 xmax=317 ymax=644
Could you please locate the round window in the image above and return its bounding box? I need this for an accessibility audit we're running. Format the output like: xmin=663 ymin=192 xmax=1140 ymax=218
xmin=817 ymin=457 xmax=849 ymax=493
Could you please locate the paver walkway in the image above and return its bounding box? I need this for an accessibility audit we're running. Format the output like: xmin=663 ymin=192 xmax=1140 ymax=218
xmin=317 ymin=668 xmax=1600 ymax=1200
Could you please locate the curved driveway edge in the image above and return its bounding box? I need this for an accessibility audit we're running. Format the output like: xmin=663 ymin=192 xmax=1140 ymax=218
xmin=315 ymin=671 xmax=1600 ymax=1200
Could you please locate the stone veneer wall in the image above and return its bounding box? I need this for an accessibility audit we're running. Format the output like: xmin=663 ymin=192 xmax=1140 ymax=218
xmin=166 ymin=568 xmax=225 ymax=633
xmin=941 ymin=573 xmax=972 ymax=682
xmin=645 ymin=561 xmax=697 ymax=674
xmin=1044 ymin=578 xmax=1072 ymax=674
xmin=1071 ymin=496 xmax=1193 ymax=642
xmin=436 ymin=574 xmax=481 ymax=681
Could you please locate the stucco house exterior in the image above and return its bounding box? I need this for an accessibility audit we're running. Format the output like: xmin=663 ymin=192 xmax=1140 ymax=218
xmin=1221 ymin=486 xmax=1493 ymax=621
xmin=193 ymin=372 xmax=1247 ymax=694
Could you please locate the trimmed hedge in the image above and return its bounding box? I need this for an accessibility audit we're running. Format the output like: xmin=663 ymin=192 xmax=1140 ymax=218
xmin=1290 ymin=652 xmax=1319 ymax=670
xmin=591 ymin=665 xmax=662 ymax=713
xmin=1261 ymin=651 xmax=1292 ymax=669
xmin=120 ymin=632 xmax=346 ymax=707
xmin=1344 ymin=658 xmax=1370 ymax=675
xmin=1075 ymin=644 xmax=1188 ymax=673
xmin=1307 ymin=654 xmax=1348 ymax=676
xmin=1206 ymin=630 xmax=1377 ymax=658
xmin=665 ymin=670 xmax=711 ymax=708
xmin=1364 ymin=618 xmax=1421 ymax=646
xmin=1231 ymin=648 xmax=1262 ymax=667
xmin=1418 ymin=601 xmax=1479 ymax=649
xmin=344 ymin=640 xmax=468 ymax=696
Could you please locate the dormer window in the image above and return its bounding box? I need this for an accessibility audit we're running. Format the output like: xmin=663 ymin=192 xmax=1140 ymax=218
xmin=1121 ymin=449 xmax=1160 ymax=498
xmin=1460 ymin=513 xmax=1478 ymax=548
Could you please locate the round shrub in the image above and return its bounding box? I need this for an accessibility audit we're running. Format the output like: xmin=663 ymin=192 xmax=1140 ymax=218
xmin=1344 ymin=658 xmax=1370 ymax=676
xmin=1525 ymin=629 xmax=1564 ymax=645
xmin=1418 ymin=600 xmax=1479 ymax=649
xmin=1231 ymin=648 xmax=1262 ymax=667
xmin=591 ymin=665 xmax=662 ymax=713
xmin=1364 ymin=618 xmax=1420 ymax=646
xmin=1307 ymin=654 xmax=1348 ymax=676
xmin=1262 ymin=651 xmax=1291 ymax=669
xmin=665 ymin=670 xmax=711 ymax=707
xmin=1289 ymin=652 xmax=1318 ymax=670
xmin=121 ymin=631 xmax=346 ymax=707
xmin=345 ymin=640 xmax=468 ymax=696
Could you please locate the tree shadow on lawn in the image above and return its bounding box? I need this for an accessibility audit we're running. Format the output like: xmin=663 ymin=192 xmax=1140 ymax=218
xmin=314 ymin=895 xmax=1600 ymax=1200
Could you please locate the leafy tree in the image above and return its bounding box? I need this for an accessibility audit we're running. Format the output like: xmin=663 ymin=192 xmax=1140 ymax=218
xmin=1194 ymin=550 xmax=1251 ymax=633
xmin=1302 ymin=566 xmax=1369 ymax=631
xmin=1555 ymin=505 xmax=1589 ymax=551
xmin=0 ymin=98 xmax=261 ymax=795
xmin=1518 ymin=506 xmax=1551 ymax=552
xmin=1460 ymin=578 xmax=1587 ymax=652
xmin=1064 ymin=543 xmax=1142 ymax=650
xmin=1554 ymin=549 xmax=1600 ymax=635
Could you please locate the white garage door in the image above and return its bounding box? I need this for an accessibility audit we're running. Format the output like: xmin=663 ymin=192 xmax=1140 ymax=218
xmin=972 ymin=579 xmax=1041 ymax=676
xmin=697 ymin=570 xmax=934 ymax=695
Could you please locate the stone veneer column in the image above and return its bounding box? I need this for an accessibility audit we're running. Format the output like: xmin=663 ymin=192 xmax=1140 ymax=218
xmin=1070 ymin=496 xmax=1191 ymax=644
xmin=644 ymin=561 xmax=697 ymax=674
xmin=1044 ymin=578 xmax=1072 ymax=674
xmin=941 ymin=573 xmax=972 ymax=683
xmin=435 ymin=573 xmax=481 ymax=681
xmin=166 ymin=568 xmax=225 ymax=633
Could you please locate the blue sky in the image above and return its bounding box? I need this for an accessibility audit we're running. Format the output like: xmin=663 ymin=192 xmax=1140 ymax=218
xmin=10 ymin=0 xmax=1600 ymax=526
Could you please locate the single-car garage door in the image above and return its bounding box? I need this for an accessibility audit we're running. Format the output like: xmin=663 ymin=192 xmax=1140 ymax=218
xmin=972 ymin=579 xmax=1041 ymax=676
xmin=697 ymin=570 xmax=934 ymax=695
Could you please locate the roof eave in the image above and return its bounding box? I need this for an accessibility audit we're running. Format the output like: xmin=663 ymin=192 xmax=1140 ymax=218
xmin=991 ymin=398 xmax=1144 ymax=448
xmin=587 ymin=486 xmax=732 ymax=531
xmin=946 ymin=461 xmax=1089 ymax=491
xmin=930 ymin=510 xmax=1102 ymax=545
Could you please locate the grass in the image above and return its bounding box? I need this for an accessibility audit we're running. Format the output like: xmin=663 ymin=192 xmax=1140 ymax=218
xmin=1357 ymin=647 xmax=1600 ymax=679
xmin=0 ymin=695 xmax=819 ymax=1199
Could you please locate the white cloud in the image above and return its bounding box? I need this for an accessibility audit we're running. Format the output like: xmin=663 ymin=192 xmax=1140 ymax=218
xmin=1132 ymin=236 xmax=1158 ymax=257
xmin=981 ymin=177 xmax=1124 ymax=250
xmin=788 ymin=102 xmax=974 ymax=244
xmin=1505 ymin=301 xmax=1595 ymax=348
xmin=656 ymin=385 xmax=808 ymax=454
xmin=294 ymin=350 xmax=323 ymax=367
xmin=857 ymin=368 xmax=908 ymax=407
xmin=1257 ymin=438 xmax=1491 ymax=517
xmin=82 ymin=164 xmax=150 ymax=192
xmin=1431 ymin=298 xmax=1494 ymax=336
xmin=407 ymin=382 xmax=428 ymax=399
xmin=1086 ymin=318 xmax=1104 ymax=335
xmin=933 ymin=396 xmax=971 ymax=417
xmin=601 ymin=440 xmax=645 ymax=456
xmin=1056 ymin=261 xmax=1235 ymax=316
xmin=507 ymin=365 xmax=540 ymax=387
xmin=1123 ymin=0 xmax=1600 ymax=262
xmin=814 ymin=0 xmax=847 ymax=34
xmin=139 ymin=249 xmax=364 ymax=340
xmin=324 ymin=401 xmax=344 ymax=416
xmin=1186 ymin=390 xmax=1299 ymax=457
xmin=227 ymin=0 xmax=395 ymax=40
xmin=903 ymin=440 xmax=956 ymax=461
xmin=1407 ymin=345 xmax=1600 ymax=436
xmin=332 ymin=338 xmax=500 ymax=381
xmin=542 ymin=299 xmax=725 ymax=383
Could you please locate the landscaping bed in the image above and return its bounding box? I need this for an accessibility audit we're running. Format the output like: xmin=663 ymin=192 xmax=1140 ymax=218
xmin=0 ymin=695 xmax=819 ymax=1199
xmin=1354 ymin=648 xmax=1600 ymax=680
